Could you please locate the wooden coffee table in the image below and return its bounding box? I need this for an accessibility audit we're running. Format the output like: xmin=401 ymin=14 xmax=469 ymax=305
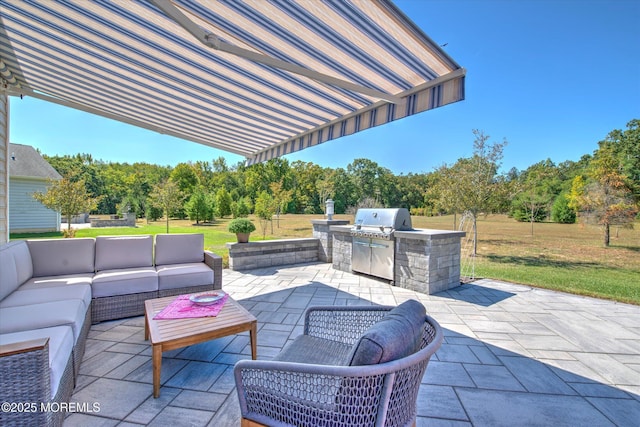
xmin=144 ymin=293 xmax=257 ymax=397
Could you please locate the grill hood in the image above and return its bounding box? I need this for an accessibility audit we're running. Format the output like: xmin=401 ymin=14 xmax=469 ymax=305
xmin=353 ymin=208 xmax=412 ymax=231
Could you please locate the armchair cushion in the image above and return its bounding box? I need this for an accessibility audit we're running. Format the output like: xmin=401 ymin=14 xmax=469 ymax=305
xmin=273 ymin=335 xmax=353 ymax=365
xmin=347 ymin=299 xmax=426 ymax=366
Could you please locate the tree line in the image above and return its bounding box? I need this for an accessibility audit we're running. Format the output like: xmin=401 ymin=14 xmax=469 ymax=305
xmin=41 ymin=120 xmax=639 ymax=246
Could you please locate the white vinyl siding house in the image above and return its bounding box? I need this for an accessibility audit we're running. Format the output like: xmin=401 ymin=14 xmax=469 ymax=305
xmin=8 ymin=143 xmax=61 ymax=233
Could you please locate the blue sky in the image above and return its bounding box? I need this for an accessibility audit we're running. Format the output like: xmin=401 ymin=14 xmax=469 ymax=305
xmin=9 ymin=0 xmax=640 ymax=175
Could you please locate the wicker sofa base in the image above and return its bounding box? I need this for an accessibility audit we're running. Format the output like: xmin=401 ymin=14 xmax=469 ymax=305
xmin=73 ymin=310 xmax=92 ymax=379
xmin=0 ymin=336 xmax=76 ymax=427
xmin=92 ymin=282 xmax=221 ymax=324
xmin=91 ymin=291 xmax=159 ymax=324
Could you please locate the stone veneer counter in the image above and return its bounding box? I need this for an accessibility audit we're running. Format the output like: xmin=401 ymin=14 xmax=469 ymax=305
xmin=330 ymin=225 xmax=465 ymax=294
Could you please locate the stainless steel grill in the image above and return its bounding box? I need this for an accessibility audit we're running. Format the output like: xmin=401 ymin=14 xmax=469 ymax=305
xmin=350 ymin=208 xmax=412 ymax=281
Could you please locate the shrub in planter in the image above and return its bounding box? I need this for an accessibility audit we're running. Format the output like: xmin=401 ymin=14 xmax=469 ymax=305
xmin=228 ymin=218 xmax=256 ymax=243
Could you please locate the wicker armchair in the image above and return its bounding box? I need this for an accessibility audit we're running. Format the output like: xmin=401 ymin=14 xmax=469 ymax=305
xmin=234 ymin=304 xmax=443 ymax=427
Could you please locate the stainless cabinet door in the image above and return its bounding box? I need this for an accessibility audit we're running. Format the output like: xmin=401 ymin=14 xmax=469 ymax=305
xmin=352 ymin=237 xmax=371 ymax=275
xmin=370 ymin=239 xmax=394 ymax=280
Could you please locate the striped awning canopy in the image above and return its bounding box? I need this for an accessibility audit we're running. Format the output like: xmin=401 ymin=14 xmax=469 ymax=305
xmin=0 ymin=0 xmax=465 ymax=164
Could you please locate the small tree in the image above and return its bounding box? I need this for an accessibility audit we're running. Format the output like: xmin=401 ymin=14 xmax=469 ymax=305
xmin=215 ymin=187 xmax=233 ymax=218
xmin=185 ymin=187 xmax=212 ymax=225
xmin=32 ymin=177 xmax=99 ymax=234
xmin=513 ymin=159 xmax=559 ymax=235
xmin=148 ymin=180 xmax=185 ymax=233
xmin=571 ymin=145 xmax=638 ymax=246
xmin=431 ymin=130 xmax=508 ymax=255
xmin=254 ymin=191 xmax=275 ymax=239
xmin=233 ymin=198 xmax=250 ymax=218
xmin=550 ymin=194 xmax=576 ymax=224
xmin=269 ymin=180 xmax=292 ymax=228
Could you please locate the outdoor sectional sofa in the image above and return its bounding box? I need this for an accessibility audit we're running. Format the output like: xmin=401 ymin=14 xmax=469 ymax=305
xmin=0 ymin=233 xmax=222 ymax=426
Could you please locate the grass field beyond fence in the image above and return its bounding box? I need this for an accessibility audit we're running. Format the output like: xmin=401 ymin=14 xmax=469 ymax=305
xmin=11 ymin=214 xmax=640 ymax=305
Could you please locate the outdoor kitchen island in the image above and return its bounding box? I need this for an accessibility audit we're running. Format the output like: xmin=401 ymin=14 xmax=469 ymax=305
xmin=330 ymin=223 xmax=465 ymax=295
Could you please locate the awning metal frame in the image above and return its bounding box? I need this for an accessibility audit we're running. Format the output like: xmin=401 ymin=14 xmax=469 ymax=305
xmin=149 ymin=0 xmax=402 ymax=104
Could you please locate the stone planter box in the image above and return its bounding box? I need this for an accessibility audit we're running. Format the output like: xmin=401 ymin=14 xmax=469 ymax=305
xmin=226 ymin=238 xmax=319 ymax=271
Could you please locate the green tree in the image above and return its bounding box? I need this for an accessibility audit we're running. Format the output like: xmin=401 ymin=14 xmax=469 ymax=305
xmin=32 ymin=177 xmax=100 ymax=233
xmin=599 ymin=119 xmax=640 ymax=200
xmin=170 ymin=162 xmax=199 ymax=194
xmin=347 ymin=158 xmax=395 ymax=207
xmin=290 ymin=161 xmax=323 ymax=213
xmin=215 ymin=187 xmax=233 ymax=218
xmin=316 ymin=173 xmax=335 ymax=214
xmin=329 ymin=168 xmax=357 ymax=214
xmin=512 ymin=159 xmax=560 ymax=234
xmin=551 ymin=194 xmax=576 ymax=224
xmin=427 ymin=164 xmax=458 ymax=227
xmin=579 ymin=144 xmax=638 ymax=246
xmin=185 ymin=186 xmax=213 ymax=224
xmin=567 ymin=175 xmax=586 ymax=214
xmin=233 ymin=198 xmax=250 ymax=218
xmin=432 ymin=130 xmax=508 ymax=255
xmin=270 ymin=180 xmax=293 ymax=227
xmin=254 ymin=191 xmax=275 ymax=239
xmin=148 ymin=180 xmax=185 ymax=233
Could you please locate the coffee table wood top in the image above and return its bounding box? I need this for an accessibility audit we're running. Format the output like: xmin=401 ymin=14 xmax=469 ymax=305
xmin=144 ymin=293 xmax=257 ymax=397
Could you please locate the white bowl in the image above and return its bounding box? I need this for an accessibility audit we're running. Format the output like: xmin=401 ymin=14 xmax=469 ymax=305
xmin=189 ymin=292 xmax=225 ymax=306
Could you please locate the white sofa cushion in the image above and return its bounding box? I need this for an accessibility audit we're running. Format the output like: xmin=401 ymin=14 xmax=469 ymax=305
xmin=1 ymin=241 xmax=35 ymax=300
xmin=27 ymin=238 xmax=95 ymax=277
xmin=12 ymin=241 xmax=34 ymax=286
xmin=0 ymin=300 xmax=86 ymax=342
xmin=92 ymin=267 xmax=158 ymax=298
xmin=155 ymin=233 xmax=204 ymax=265
xmin=156 ymin=263 xmax=214 ymax=291
xmin=95 ymin=235 xmax=153 ymax=271
xmin=19 ymin=274 xmax=93 ymax=290
xmin=0 ymin=242 xmax=20 ymax=301
xmin=0 ymin=326 xmax=74 ymax=399
xmin=0 ymin=284 xmax=92 ymax=310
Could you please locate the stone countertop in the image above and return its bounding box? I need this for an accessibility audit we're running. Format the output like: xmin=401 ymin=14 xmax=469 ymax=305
xmin=394 ymin=229 xmax=466 ymax=240
xmin=330 ymin=225 xmax=465 ymax=240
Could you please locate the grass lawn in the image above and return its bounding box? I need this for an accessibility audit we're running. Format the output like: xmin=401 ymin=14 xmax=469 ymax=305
xmin=11 ymin=214 xmax=640 ymax=305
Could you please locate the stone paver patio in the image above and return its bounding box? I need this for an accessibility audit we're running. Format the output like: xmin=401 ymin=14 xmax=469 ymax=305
xmin=65 ymin=262 xmax=640 ymax=426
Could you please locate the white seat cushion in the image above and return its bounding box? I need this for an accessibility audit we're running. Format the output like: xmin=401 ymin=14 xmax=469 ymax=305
xmin=92 ymin=267 xmax=158 ymax=297
xmin=0 ymin=284 xmax=92 ymax=310
xmin=18 ymin=273 xmax=93 ymax=290
xmin=0 ymin=300 xmax=86 ymax=342
xmin=156 ymin=263 xmax=213 ymax=291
